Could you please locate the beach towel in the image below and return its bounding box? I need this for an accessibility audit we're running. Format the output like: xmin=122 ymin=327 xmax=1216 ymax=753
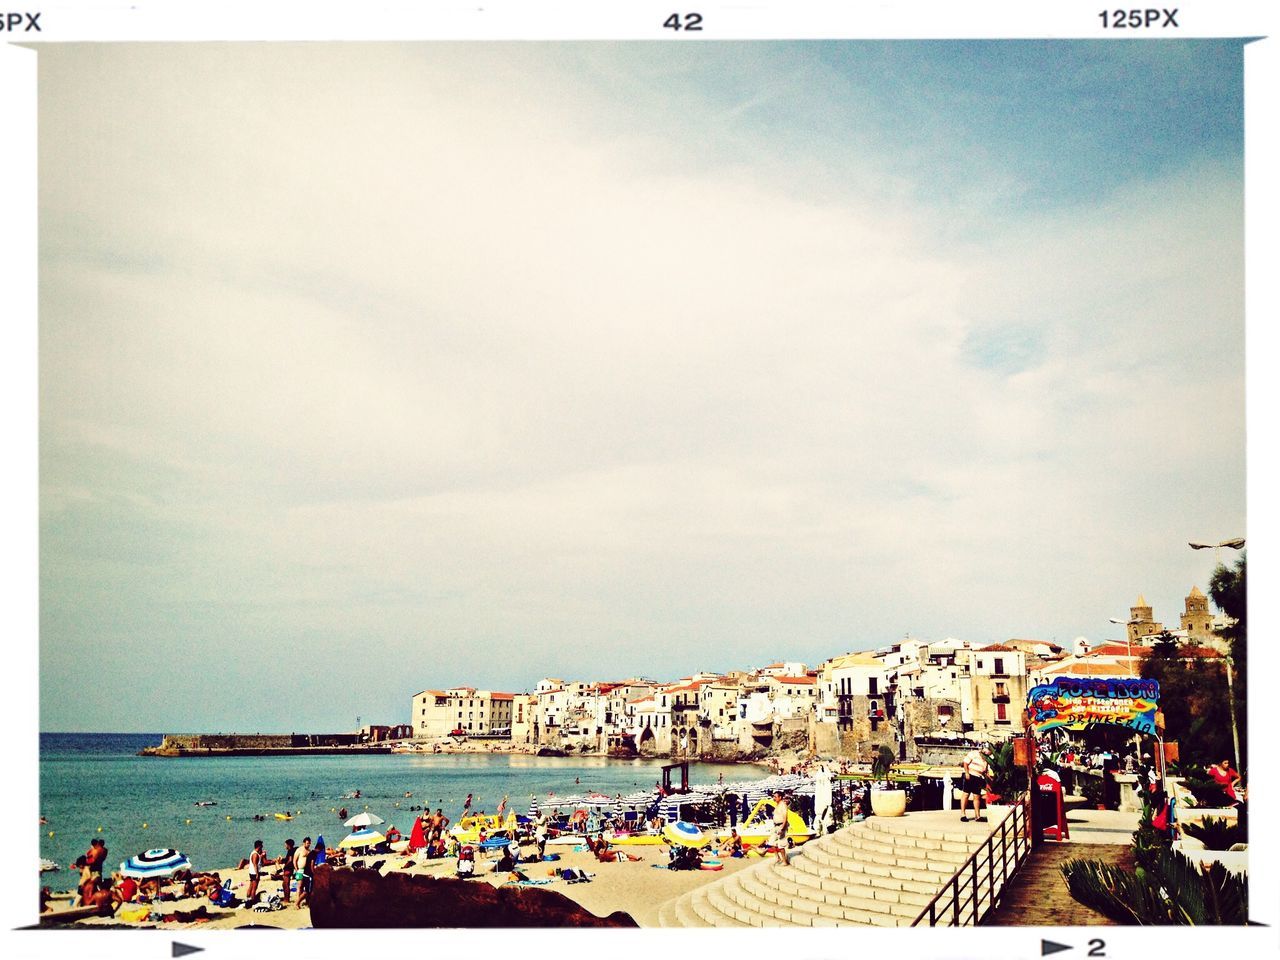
xmin=409 ymin=817 xmax=428 ymax=851
xmin=515 ymin=879 xmax=554 ymax=886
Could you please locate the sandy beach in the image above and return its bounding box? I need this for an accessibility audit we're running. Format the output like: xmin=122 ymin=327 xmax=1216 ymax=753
xmin=43 ymin=836 xmax=771 ymax=929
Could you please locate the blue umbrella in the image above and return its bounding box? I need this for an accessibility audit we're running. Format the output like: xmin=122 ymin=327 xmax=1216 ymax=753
xmin=314 ymin=836 xmax=327 ymax=865
xmin=120 ymin=848 xmax=191 ymax=879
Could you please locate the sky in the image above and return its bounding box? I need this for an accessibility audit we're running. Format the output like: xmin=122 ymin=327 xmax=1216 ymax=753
xmin=36 ymin=40 xmax=1247 ymax=733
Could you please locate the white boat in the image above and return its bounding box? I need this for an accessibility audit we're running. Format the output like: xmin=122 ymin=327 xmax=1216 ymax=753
xmin=40 ymin=859 xmax=60 ymax=873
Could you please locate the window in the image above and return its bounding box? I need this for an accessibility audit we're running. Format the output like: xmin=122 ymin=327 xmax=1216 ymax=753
xmin=869 ymin=677 xmax=878 ymax=696
xmin=994 ymin=658 xmax=1005 ymax=675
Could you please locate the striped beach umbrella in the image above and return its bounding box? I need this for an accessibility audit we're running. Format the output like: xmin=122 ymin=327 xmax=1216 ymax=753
xmin=338 ymin=828 xmax=386 ymax=849
xmin=120 ymin=848 xmax=191 ymax=879
xmin=528 ymin=796 xmax=540 ymax=818
xmin=662 ymin=821 xmax=709 ymax=848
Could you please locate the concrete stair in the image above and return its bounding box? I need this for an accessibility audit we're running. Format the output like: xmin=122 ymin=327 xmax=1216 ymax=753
xmin=656 ymin=811 xmax=1017 ymax=928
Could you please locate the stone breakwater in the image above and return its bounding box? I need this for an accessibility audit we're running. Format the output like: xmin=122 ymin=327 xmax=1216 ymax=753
xmin=140 ymin=733 xmax=394 ymax=756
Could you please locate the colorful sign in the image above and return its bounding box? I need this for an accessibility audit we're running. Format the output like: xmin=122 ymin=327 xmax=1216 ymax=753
xmin=1026 ymin=676 xmax=1160 ymax=734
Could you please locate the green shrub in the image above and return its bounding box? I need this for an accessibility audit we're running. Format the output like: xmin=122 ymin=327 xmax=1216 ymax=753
xmin=1062 ymin=845 xmax=1247 ymax=925
xmin=1081 ymin=775 xmax=1105 ymax=807
xmin=1181 ymin=817 xmax=1243 ymax=851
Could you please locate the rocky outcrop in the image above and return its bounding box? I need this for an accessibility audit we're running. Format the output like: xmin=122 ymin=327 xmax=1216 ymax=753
xmin=308 ymin=866 xmax=637 ymax=928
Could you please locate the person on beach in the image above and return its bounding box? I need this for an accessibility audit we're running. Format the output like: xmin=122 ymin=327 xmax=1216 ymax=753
xmin=87 ymin=876 xmax=119 ymax=918
xmin=73 ymin=856 xmax=99 ymax=906
xmin=728 ymin=830 xmax=744 ymax=858
xmin=960 ymin=745 xmax=991 ymax=823
xmin=293 ymin=838 xmax=313 ymax=910
xmin=114 ymin=872 xmax=138 ymax=903
xmin=246 ymin=840 xmax=268 ymax=904
xmin=84 ymin=838 xmax=108 ymax=879
xmin=771 ymin=792 xmax=791 ymax=866
xmin=277 ymin=839 xmax=296 ymax=903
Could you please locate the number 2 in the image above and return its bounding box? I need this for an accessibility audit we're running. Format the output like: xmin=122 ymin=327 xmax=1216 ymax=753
xmin=1088 ymin=940 xmax=1107 ymax=957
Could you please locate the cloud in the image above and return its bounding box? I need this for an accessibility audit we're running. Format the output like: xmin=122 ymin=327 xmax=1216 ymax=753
xmin=37 ymin=43 xmax=1244 ymax=730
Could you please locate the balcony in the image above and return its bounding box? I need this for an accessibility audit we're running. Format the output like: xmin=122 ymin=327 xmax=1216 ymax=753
xmin=991 ymin=693 xmax=1010 ymax=703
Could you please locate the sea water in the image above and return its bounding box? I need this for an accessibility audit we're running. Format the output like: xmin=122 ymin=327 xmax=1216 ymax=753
xmin=38 ymin=733 xmax=766 ymax=880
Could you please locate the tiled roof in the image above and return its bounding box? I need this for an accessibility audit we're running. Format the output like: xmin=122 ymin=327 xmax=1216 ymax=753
xmin=772 ymin=675 xmax=816 ymax=685
xmin=1041 ymin=660 xmax=1142 ymax=678
xmin=490 ymin=692 xmax=515 ymax=701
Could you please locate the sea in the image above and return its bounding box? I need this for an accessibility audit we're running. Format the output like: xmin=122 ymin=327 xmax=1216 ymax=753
xmin=39 ymin=733 xmax=767 ymax=878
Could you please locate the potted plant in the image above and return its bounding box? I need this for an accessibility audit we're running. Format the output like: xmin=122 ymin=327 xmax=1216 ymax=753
xmin=870 ymin=745 xmax=907 ymax=817
xmin=1081 ymin=775 xmax=1107 ymax=810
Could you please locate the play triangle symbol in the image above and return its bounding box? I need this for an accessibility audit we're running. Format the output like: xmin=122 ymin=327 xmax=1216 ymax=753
xmin=1042 ymin=941 xmax=1072 ymax=957
xmin=172 ymin=943 xmax=204 ymax=958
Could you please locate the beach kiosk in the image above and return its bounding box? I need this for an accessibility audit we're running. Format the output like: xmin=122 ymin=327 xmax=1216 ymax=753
xmin=1025 ymin=676 xmax=1161 ymax=840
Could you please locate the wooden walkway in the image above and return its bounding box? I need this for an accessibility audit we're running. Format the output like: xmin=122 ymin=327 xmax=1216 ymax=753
xmin=983 ymin=843 xmax=1135 ymax=926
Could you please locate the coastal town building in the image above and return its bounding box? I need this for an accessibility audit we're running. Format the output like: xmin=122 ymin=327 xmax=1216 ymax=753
xmin=408 ymin=591 xmax=1229 ymax=759
xmin=411 ymin=688 xmax=516 ymax=738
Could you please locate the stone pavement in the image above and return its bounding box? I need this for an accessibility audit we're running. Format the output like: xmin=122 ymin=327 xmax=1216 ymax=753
xmin=983 ymin=842 xmax=1135 ymax=926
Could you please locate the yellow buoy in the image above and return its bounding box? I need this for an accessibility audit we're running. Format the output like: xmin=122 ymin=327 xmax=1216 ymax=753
xmin=142 ymin=823 xmax=148 ymax=829
xmin=185 ymin=819 xmax=192 ymax=825
xmin=48 ymin=831 xmax=54 ymax=838
xmin=226 ymin=815 xmax=232 ymax=820
xmin=97 ymin=827 xmax=103 ymax=833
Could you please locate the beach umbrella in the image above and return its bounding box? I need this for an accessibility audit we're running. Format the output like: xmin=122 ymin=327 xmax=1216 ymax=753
xmin=314 ymin=836 xmax=327 ymax=865
xmin=528 ymin=797 xmax=540 ymax=818
xmin=662 ymin=821 xmax=710 ymax=848
xmin=120 ymin=848 xmax=192 ymax=879
xmin=344 ymin=811 xmax=385 ymax=828
xmin=338 ymin=828 xmax=386 ymax=849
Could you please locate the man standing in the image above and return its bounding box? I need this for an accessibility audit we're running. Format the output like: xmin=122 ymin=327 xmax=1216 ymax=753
xmin=960 ymin=745 xmax=991 ymax=823
xmin=84 ymin=838 xmax=108 ymax=880
xmin=246 ymin=840 xmax=267 ymax=904
xmin=770 ymin=791 xmax=791 ymax=866
xmin=294 ymin=837 xmax=313 ymax=910
xmin=277 ymin=839 xmax=296 ymax=904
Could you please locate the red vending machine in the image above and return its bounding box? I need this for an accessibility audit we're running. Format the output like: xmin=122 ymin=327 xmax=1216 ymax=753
xmin=1037 ymin=773 xmax=1069 ymax=842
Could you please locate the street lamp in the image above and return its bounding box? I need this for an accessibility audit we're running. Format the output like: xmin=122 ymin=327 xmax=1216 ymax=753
xmin=1188 ymin=538 xmax=1246 ymax=564
xmin=1107 ymin=618 xmax=1140 ymax=676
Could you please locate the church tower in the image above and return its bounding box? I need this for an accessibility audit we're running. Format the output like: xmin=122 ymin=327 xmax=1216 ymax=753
xmin=1127 ymin=594 xmax=1162 ymax=642
xmin=1181 ymin=585 xmax=1220 ymax=646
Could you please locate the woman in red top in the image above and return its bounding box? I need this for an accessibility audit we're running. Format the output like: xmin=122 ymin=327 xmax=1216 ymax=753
xmin=1209 ymin=760 xmax=1242 ymax=802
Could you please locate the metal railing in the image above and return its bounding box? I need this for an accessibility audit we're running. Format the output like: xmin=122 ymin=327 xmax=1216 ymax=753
xmin=911 ymin=789 xmax=1032 ymax=927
